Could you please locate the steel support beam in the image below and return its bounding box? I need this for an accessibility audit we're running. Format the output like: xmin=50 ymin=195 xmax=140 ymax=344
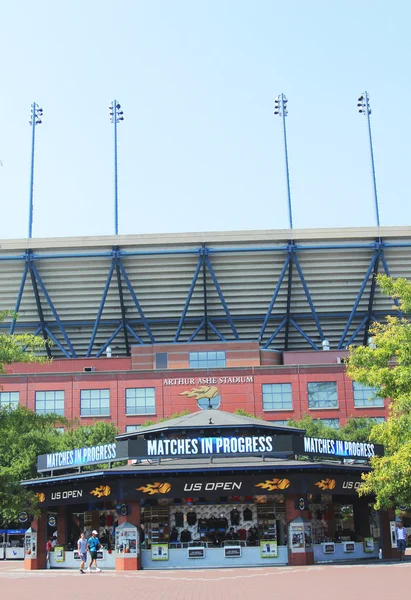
xmin=290 ymin=318 xmax=318 ymax=350
xmin=114 ymin=251 xmax=130 ymax=355
xmin=96 ymin=324 xmax=123 ymax=358
xmin=284 ymin=247 xmax=294 ymax=350
xmin=338 ymin=252 xmax=378 ymax=349
xmin=118 ymin=262 xmax=155 ymax=343
xmin=30 ymin=263 xmax=77 ymax=358
xmin=262 ymin=316 xmax=287 ymax=349
xmin=28 ymin=261 xmax=51 ymax=358
xmin=9 ymin=262 xmax=29 ymax=334
xmin=259 ymin=255 xmax=291 ymax=341
xmin=293 ymin=255 xmax=325 ymax=341
xmin=205 ymin=255 xmax=239 ymax=340
xmin=362 ymin=251 xmax=380 ymax=345
xmin=87 ymin=262 xmax=115 ymax=357
xmin=174 ymin=255 xmax=202 ymax=342
xmin=202 ymin=244 xmax=209 ymax=341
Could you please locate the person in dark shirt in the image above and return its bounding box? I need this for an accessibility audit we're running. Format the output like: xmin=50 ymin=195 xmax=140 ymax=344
xmin=225 ymin=527 xmax=239 ymax=541
xmin=247 ymin=527 xmax=258 ymax=546
xmin=170 ymin=528 xmax=179 ymax=543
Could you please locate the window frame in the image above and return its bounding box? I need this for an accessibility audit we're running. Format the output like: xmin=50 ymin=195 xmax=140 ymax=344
xmin=307 ymin=381 xmax=338 ymax=410
xmin=125 ymin=387 xmax=156 ymax=415
xmin=0 ymin=391 xmax=20 ymax=409
xmin=80 ymin=389 xmax=110 ymax=417
xmin=189 ymin=351 xmax=226 ymax=369
xmin=262 ymin=383 xmax=293 ymax=411
xmin=35 ymin=390 xmax=65 ymax=416
xmin=352 ymin=382 xmax=384 ymax=408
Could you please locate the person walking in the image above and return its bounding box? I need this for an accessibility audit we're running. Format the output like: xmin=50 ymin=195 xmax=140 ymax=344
xmin=396 ymin=521 xmax=407 ymax=561
xmin=87 ymin=530 xmax=102 ymax=572
xmin=77 ymin=532 xmax=88 ymax=574
xmin=45 ymin=537 xmax=53 ymax=569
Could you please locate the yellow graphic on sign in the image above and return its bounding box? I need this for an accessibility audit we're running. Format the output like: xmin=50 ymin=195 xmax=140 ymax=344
xmin=179 ymin=386 xmax=219 ymax=401
xmin=90 ymin=485 xmax=112 ymax=498
xmin=35 ymin=492 xmax=45 ymax=503
xmin=315 ymin=478 xmax=336 ymax=491
xmin=137 ymin=482 xmax=172 ymax=495
xmin=255 ymin=478 xmax=290 ymax=491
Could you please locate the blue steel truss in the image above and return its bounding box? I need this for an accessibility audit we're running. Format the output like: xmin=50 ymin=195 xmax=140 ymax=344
xmin=1 ymin=238 xmax=409 ymax=357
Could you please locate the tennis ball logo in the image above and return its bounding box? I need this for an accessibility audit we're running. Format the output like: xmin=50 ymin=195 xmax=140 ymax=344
xmin=255 ymin=478 xmax=291 ymax=492
xmin=35 ymin=492 xmax=45 ymax=503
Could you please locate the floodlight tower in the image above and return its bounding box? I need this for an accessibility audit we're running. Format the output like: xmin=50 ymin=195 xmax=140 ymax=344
xmin=109 ymin=100 xmax=124 ymax=236
xmin=274 ymin=93 xmax=293 ymax=230
xmin=28 ymin=103 xmax=43 ymax=238
xmin=357 ymin=92 xmax=381 ymax=230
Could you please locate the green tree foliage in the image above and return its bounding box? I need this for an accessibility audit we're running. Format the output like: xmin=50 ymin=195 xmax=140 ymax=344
xmin=347 ymin=275 xmax=411 ymax=509
xmin=0 ymin=311 xmax=50 ymax=372
xmin=60 ymin=420 xmax=118 ymax=450
xmin=0 ymin=406 xmax=65 ymax=525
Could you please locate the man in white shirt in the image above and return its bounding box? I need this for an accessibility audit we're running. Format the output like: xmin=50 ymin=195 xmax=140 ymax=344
xmin=396 ymin=521 xmax=407 ymax=561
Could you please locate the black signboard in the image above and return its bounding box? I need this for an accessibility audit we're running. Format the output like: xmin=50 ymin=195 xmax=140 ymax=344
xmin=33 ymin=470 xmax=366 ymax=506
xmin=224 ymin=546 xmax=241 ymax=557
xmin=37 ymin=441 xmax=130 ymax=473
xmin=188 ymin=547 xmax=205 ymax=558
xmin=295 ymin=436 xmax=384 ymax=460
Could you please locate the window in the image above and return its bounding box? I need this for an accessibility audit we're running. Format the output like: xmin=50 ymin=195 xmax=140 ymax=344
xmin=126 ymin=388 xmax=156 ymax=415
xmin=319 ymin=418 xmax=340 ymax=429
xmin=262 ymin=383 xmax=292 ymax=410
xmin=155 ymin=353 xmax=168 ymax=369
xmin=0 ymin=391 xmax=19 ymax=408
xmin=271 ymin=420 xmax=289 ymax=426
xmin=198 ymin=394 xmax=221 ymax=410
xmin=126 ymin=425 xmax=141 ymax=433
xmin=189 ymin=351 xmax=226 ymax=369
xmin=35 ymin=391 xmax=65 ymax=416
xmin=307 ymin=382 xmax=338 ymax=409
xmin=353 ymin=382 xmax=384 ymax=408
xmin=80 ymin=389 xmax=110 ymax=417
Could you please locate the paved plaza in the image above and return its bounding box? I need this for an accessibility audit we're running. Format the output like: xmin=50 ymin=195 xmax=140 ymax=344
xmin=0 ymin=561 xmax=409 ymax=600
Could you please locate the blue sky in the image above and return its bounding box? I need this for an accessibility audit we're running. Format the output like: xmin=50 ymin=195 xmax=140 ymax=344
xmin=0 ymin=1 xmax=410 ymax=239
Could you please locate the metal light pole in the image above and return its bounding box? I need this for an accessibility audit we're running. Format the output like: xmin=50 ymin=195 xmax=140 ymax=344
xmin=357 ymin=92 xmax=381 ymax=229
xmin=274 ymin=94 xmax=293 ymax=230
xmin=109 ymin=100 xmax=124 ymax=236
xmin=28 ymin=103 xmax=43 ymax=238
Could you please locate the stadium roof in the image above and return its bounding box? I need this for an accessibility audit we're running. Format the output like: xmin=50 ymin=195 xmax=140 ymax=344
xmin=0 ymin=225 xmax=409 ymax=357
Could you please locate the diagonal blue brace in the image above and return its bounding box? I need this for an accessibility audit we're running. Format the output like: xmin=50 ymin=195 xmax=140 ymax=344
xmin=31 ymin=263 xmax=77 ymax=357
xmin=338 ymin=252 xmax=378 ymax=349
xmin=345 ymin=315 xmax=368 ymax=347
xmin=290 ymin=318 xmax=318 ymax=350
xmin=96 ymin=323 xmax=123 ymax=358
xmin=263 ymin=316 xmax=287 ymax=349
xmin=205 ymin=255 xmax=239 ymax=340
xmin=125 ymin=323 xmax=144 ymax=345
xmin=259 ymin=255 xmax=291 ymax=341
xmin=293 ymin=255 xmax=325 ymax=341
xmin=208 ymin=320 xmax=226 ymax=341
xmin=87 ymin=261 xmax=115 ymax=357
xmin=174 ymin=255 xmax=202 ymax=342
xmin=118 ymin=261 xmax=155 ymax=343
xmin=45 ymin=327 xmax=71 ymax=358
xmin=187 ymin=320 xmax=205 ymax=342
xmin=9 ymin=262 xmax=29 ymax=334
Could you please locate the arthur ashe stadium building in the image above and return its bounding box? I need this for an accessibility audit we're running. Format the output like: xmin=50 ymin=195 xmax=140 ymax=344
xmin=2 ymin=226 xmax=410 ymax=570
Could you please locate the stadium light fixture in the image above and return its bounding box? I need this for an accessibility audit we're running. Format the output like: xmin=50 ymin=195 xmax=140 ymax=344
xmin=28 ymin=102 xmax=43 ymax=239
xmin=109 ymin=99 xmax=124 ymax=236
xmin=274 ymin=93 xmax=293 ymax=230
xmin=357 ymin=92 xmax=380 ymax=230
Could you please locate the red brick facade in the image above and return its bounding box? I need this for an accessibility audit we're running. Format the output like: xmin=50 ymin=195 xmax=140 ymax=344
xmin=1 ymin=342 xmax=387 ymax=432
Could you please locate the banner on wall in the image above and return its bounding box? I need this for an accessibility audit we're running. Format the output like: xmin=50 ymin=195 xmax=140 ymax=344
xmin=33 ymin=471 xmax=366 ymax=506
